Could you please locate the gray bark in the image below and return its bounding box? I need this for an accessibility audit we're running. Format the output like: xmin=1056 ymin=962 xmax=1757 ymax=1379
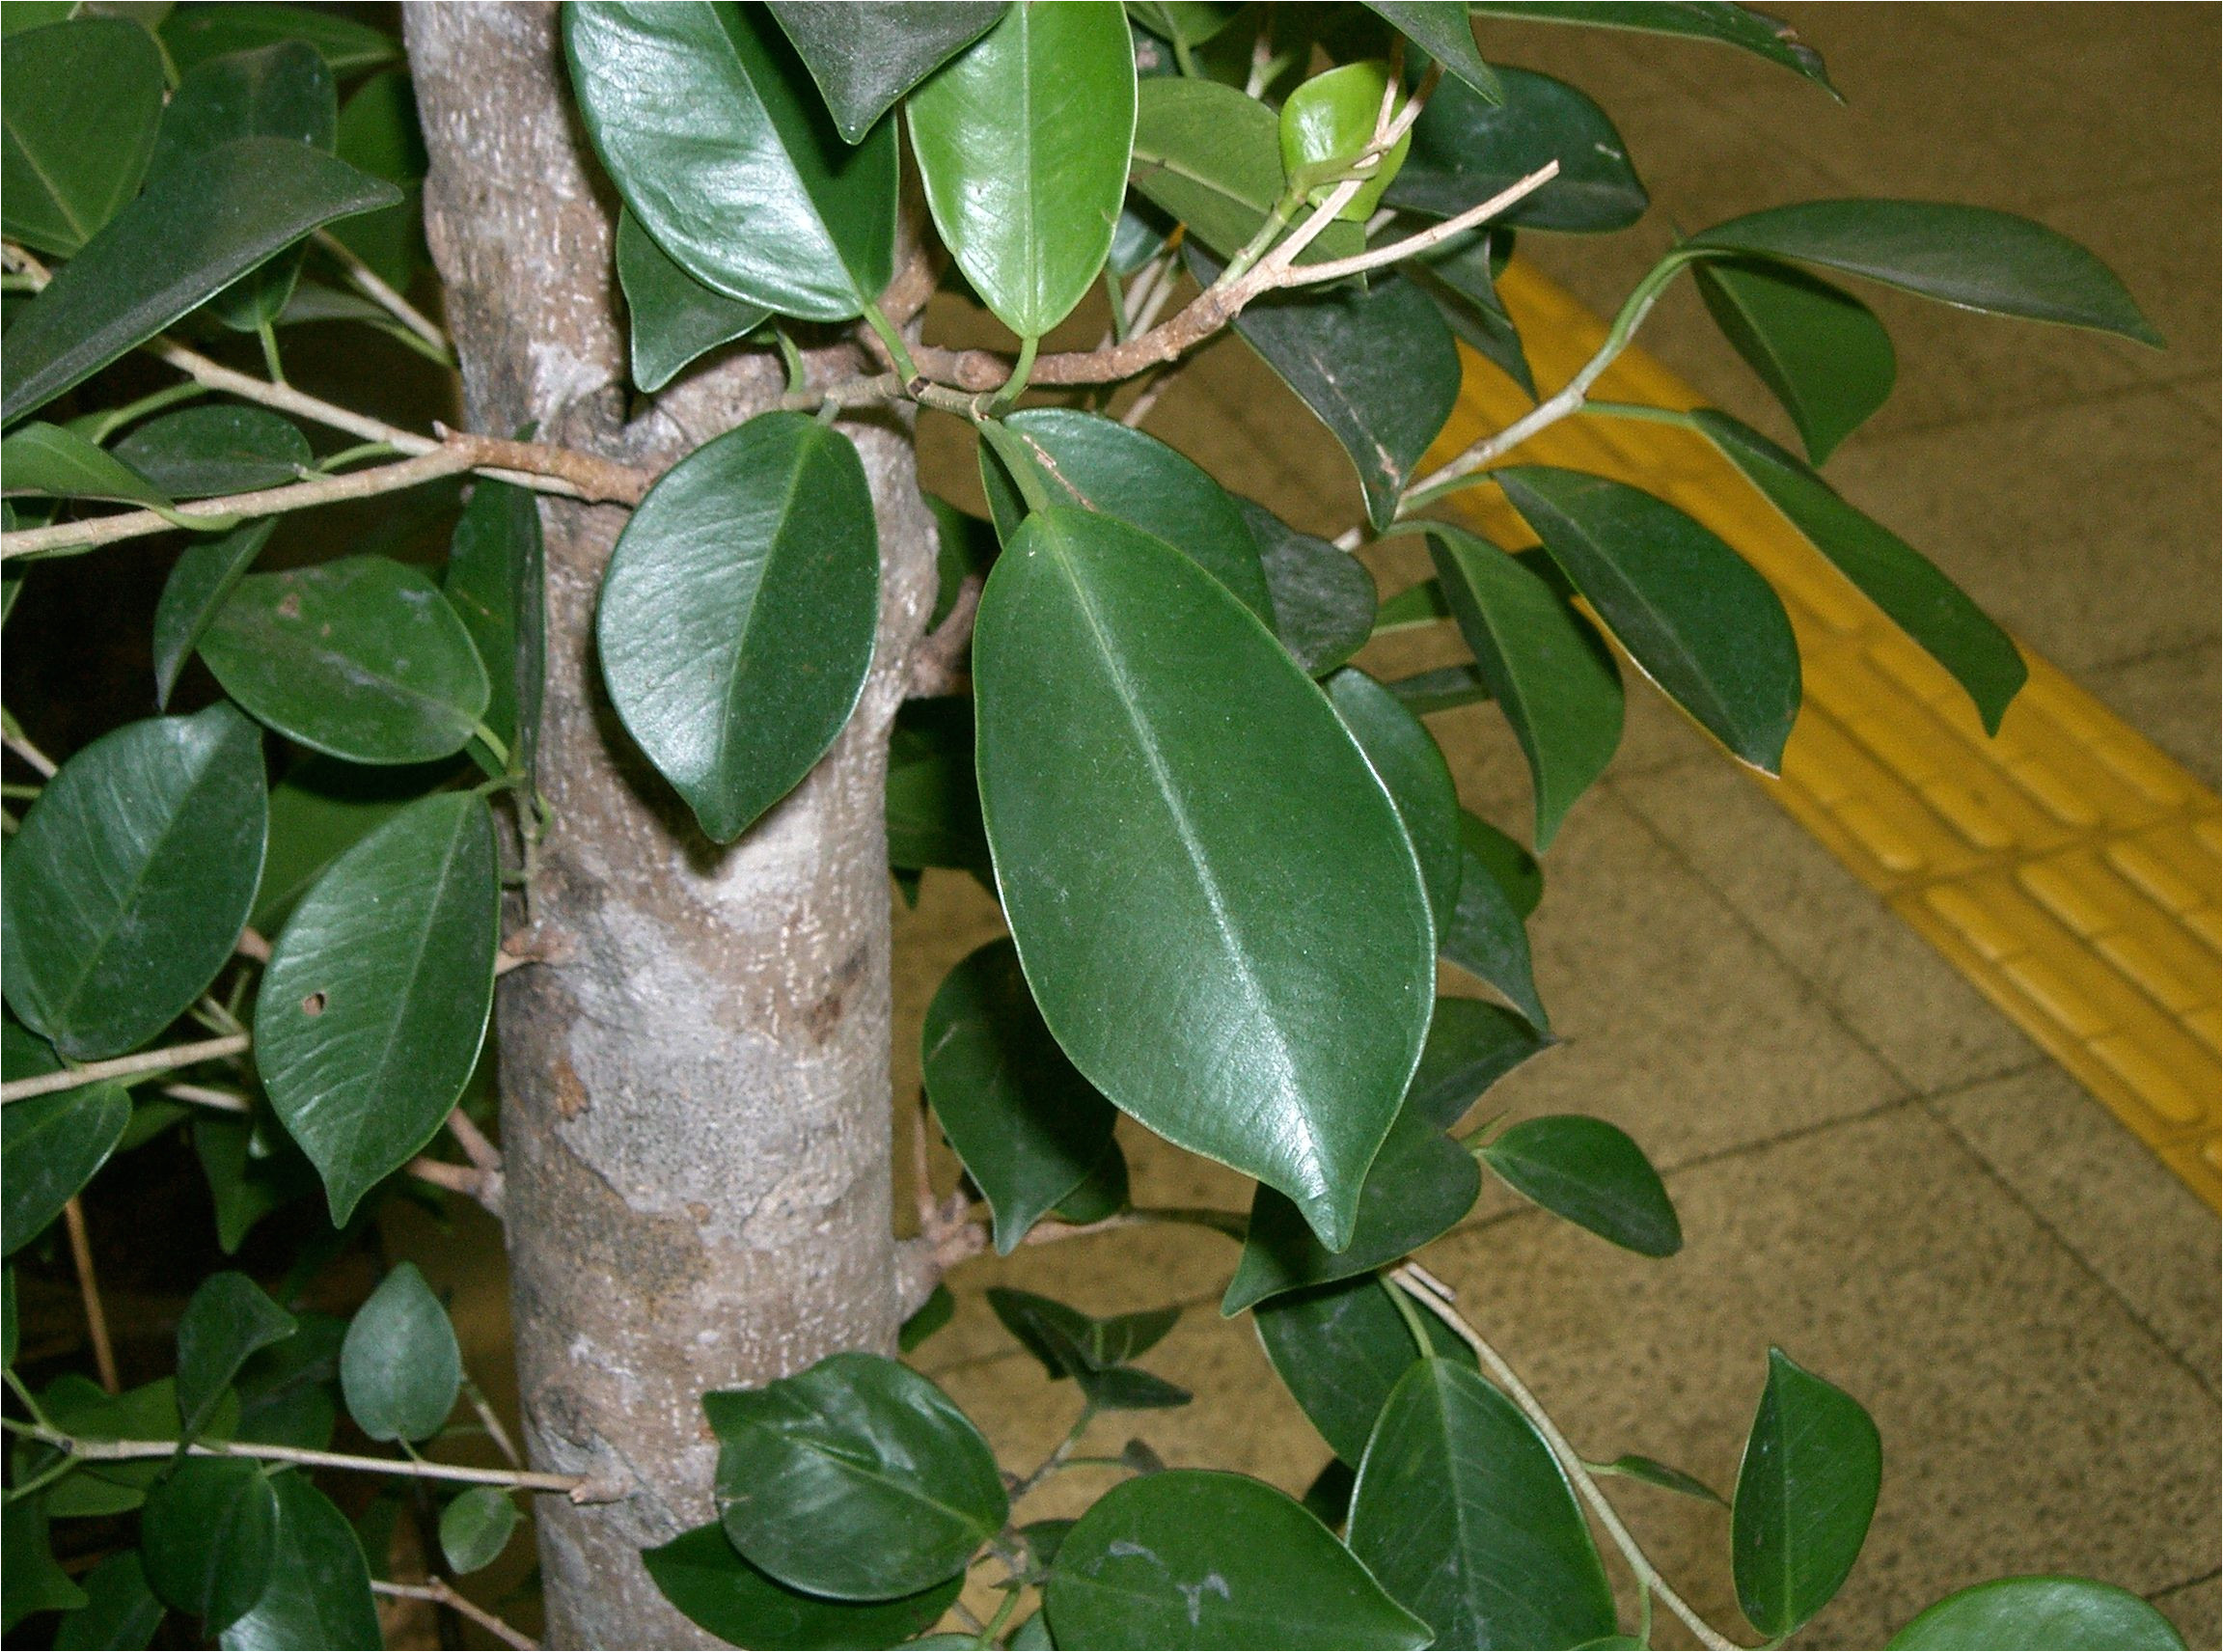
xmin=405 ymin=9 xmax=936 ymax=1644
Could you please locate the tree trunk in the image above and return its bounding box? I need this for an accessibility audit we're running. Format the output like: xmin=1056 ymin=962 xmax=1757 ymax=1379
xmin=405 ymin=9 xmax=936 ymax=1644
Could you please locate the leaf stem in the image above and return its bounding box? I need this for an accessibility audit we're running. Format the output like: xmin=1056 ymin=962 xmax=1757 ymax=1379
xmin=1384 ymin=1275 xmax=1435 ymax=1359
xmin=1010 ymin=1402 xmax=1097 ymax=1502
xmin=0 ymin=1032 xmax=252 ymax=1105
xmin=313 ymin=229 xmax=453 ymax=361
xmin=257 ymin=318 xmax=287 ymax=386
xmin=68 ymin=379 xmax=208 ymax=445
xmin=372 ymin=1579 xmax=538 ymax=1650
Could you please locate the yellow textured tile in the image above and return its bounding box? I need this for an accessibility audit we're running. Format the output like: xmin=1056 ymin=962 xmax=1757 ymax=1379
xmin=2106 ymin=840 xmax=2206 ymax=915
xmin=2088 ymin=1034 xmax=2209 ymax=1128
xmin=2190 ymin=906 xmax=2222 ymax=951
xmin=2093 ymin=930 xmax=2209 ymax=1016
xmin=1923 ymin=886 xmax=2023 ymax=964
xmin=2182 ymin=1004 xmax=2221 ymax=1055
xmin=2017 ymin=855 xmax=2124 ymax=940
xmin=2195 ymin=815 xmax=2219 ymax=856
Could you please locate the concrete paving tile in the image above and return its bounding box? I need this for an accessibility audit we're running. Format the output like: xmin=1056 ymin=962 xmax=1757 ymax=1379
xmin=1613 ymin=759 xmax=2040 ymax=1093
xmin=2083 ymin=638 xmax=2222 ymax=793
xmin=2168 ymin=375 xmax=2221 ymax=427
xmin=1929 ymin=1064 xmax=2220 ymax=1390
xmin=2153 ymin=1573 xmax=2221 ymax=1652
xmin=1421 ymin=1106 xmax=2222 ymax=1648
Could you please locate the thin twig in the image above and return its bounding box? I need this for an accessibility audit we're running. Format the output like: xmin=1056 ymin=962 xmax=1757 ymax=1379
xmin=61 ymin=1200 xmax=118 ymax=1393
xmin=158 ymin=1083 xmax=253 ymax=1115
xmin=907 ymin=574 xmax=982 ymax=698
xmin=1281 ymin=165 xmax=1559 ymax=287
xmin=463 ymin=1378 xmax=525 ymax=1471
xmin=1 ymin=1033 xmax=251 ymax=1104
xmin=313 ymin=230 xmax=452 ymax=358
xmin=372 ymin=1580 xmax=538 ymax=1651
xmin=234 ymin=925 xmax=273 ymax=965
xmin=2 ymin=727 xmax=59 ymax=779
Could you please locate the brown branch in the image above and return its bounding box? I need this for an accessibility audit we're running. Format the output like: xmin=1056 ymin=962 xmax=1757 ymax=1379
xmin=1 ymin=1032 xmax=251 ymax=1104
xmin=408 ymin=1108 xmax=505 ymax=1220
xmin=907 ymin=573 xmax=982 ymax=697
xmin=431 ymin=424 xmax=653 ymax=506
xmin=62 ymin=1199 xmax=118 ymax=1393
xmin=373 ymin=1580 xmax=537 ymax=1651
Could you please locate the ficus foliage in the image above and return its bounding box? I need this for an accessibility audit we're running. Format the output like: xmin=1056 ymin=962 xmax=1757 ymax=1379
xmin=0 ymin=3 xmax=2189 ymax=1650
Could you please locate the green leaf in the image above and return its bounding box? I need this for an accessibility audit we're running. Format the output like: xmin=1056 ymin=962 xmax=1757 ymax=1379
xmin=1404 ymin=222 xmax=1536 ymax=397
xmin=141 ymin=1457 xmax=280 ymax=1633
xmin=116 ymin=405 xmax=314 ymax=498
xmin=645 ymin=1522 xmax=965 ymax=1651
xmin=1732 ymin=1347 xmax=1882 ymax=1639
xmin=1387 ymin=663 xmax=1494 ymax=715
xmin=444 ymin=474 xmax=545 ymax=778
xmin=616 ymin=207 xmax=771 ymax=393
xmin=327 ymin=69 xmax=428 ymax=290
xmin=910 ymin=1 xmax=1135 ymax=338
xmin=768 ymin=2 xmax=1004 ymax=144
xmin=598 ymin=411 xmax=879 ymax=841
xmin=1692 ymin=408 xmax=2026 ymax=733
xmin=898 ymin=1281 xmax=956 ymax=1353
xmin=16 ymin=1375 xmax=233 ymax=1517
xmin=339 ymin=1260 xmax=461 ymax=1443
xmin=886 ymin=697 xmax=988 ymax=874
xmin=1463 ymin=807 xmax=1542 ymax=918
xmin=924 ymin=939 xmax=1119 ymax=1253
xmin=193 ymin=1115 xmax=316 ymax=1255
xmin=1468 ymin=2 xmax=1834 ymax=94
xmin=2 ymin=702 xmax=266 ymax=1060
xmin=438 ymin=1487 xmax=518 ymax=1574
xmin=1279 ymin=60 xmax=1411 ymax=221
xmin=1127 ymin=1 xmax=1244 ymax=48
xmin=1694 ymin=260 xmax=1894 ymax=464
xmin=1593 ymin=1452 xmax=1727 ymax=1505
xmin=1480 ymin=1114 xmax=1681 ymax=1255
xmin=0 ymin=17 xmax=164 ymax=258
xmin=1325 ymin=667 xmax=1462 ymax=936
xmin=974 ymin=508 xmax=1434 ymax=1251
xmin=1047 ymin=1468 xmax=1431 ymax=1649
xmin=1440 ymin=815 xmax=1547 ymax=1031
xmin=1890 ymin=1578 xmax=2188 ymax=1651
xmin=1360 ymin=2 xmax=1501 ymax=101
xmin=0 ymin=421 xmax=171 ymax=507
xmin=1689 ymin=200 xmax=2161 ymax=345
xmin=564 ymin=1 xmax=896 ymax=321
xmin=216 ymin=1473 xmax=381 ymax=1651
xmin=1429 ymin=524 xmax=1621 ymax=849
xmin=176 ymin=1271 xmax=297 ymax=1438
xmin=1349 ymin=1357 xmax=1617 ymax=1649
xmin=1238 ymin=497 xmax=1375 ymax=676
xmin=231 ymin=1309 xmax=344 ymax=1449
xmin=709 ymin=1351 xmax=1008 ymax=1599
xmin=251 ymin=755 xmax=457 ymax=933
xmin=1496 ymin=465 xmax=1801 ymax=773
xmin=1222 ymin=1097 xmax=1480 ymax=1313
xmin=201 ymin=555 xmax=492 ymax=765
xmin=926 ymin=493 xmax=997 ymax=629
xmin=1407 ymin=997 xmax=1551 ymax=1130
xmin=2 ymin=137 xmax=399 ymax=424
xmin=0 ymin=1084 xmax=129 ymax=1255
xmin=161 ymin=3 xmax=398 ymax=76
xmin=987 ymin=1287 xmax=1180 ymax=1376
xmin=1388 ymin=66 xmax=1642 ymax=233
xmin=256 ymin=792 xmax=500 ymax=1224
xmin=1128 ymin=77 xmax=1362 ymax=264
xmin=2 ymin=1498 xmax=86 ymax=1631
xmin=52 ymin=1552 xmax=165 ymax=1652
xmin=1053 ymin=1140 xmax=1131 ymax=1225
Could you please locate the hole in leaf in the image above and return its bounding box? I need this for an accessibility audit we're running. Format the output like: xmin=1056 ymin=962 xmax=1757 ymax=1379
xmin=302 ymin=991 xmax=327 ymax=1016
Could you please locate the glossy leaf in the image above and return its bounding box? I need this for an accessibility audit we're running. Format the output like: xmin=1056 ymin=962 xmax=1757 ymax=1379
xmin=1348 ymin=1358 xmax=1618 ymax=1650
xmin=16 ymin=1375 xmax=234 ymax=1518
xmin=1430 ymin=523 xmax=1622 ymax=849
xmin=1464 ymin=807 xmax=1543 ymax=917
xmin=1481 ymin=1114 xmax=1681 ymax=1255
xmin=988 ymin=1288 xmax=1180 ymax=1378
xmin=1694 ymin=260 xmax=1895 ymax=464
xmin=1496 ymin=465 xmax=1801 ymax=773
xmin=1326 ymin=668 xmax=1462 ymax=935
xmin=2 ymin=1499 xmax=86 ymax=1631
xmin=887 ymin=697 xmax=988 ymax=874
xmin=974 ymin=508 xmax=1434 ymax=1251
xmin=231 ymin=1310 xmax=344 ymax=1450
xmin=444 ymin=474 xmax=545 ymax=777
xmin=0 ymin=421 xmax=171 ymax=507
xmin=1733 ymin=1347 xmax=1883 ymax=1639
xmin=1595 ymin=1453 xmax=1726 ymax=1505
xmin=1389 ymin=65 xmax=1642 ymax=233
xmin=1047 ymin=1469 xmax=1431 ymax=1649
xmin=162 ymin=3 xmax=398 ymax=76
xmin=1 ymin=138 xmax=399 ymax=423
xmin=924 ymin=939 xmax=1119 ymax=1253
xmin=564 ymin=1 xmax=896 ymax=321
xmin=1405 ymin=221 xmax=1536 ymax=396
xmin=2 ymin=702 xmax=267 ymax=1059
xmin=617 ymin=207 xmax=770 ymax=393
xmin=176 ymin=1271 xmax=297 ymax=1438
xmin=1441 ymin=816 xmax=1548 ymax=1031
xmin=141 ymin=1457 xmax=279 ymax=1632
xmin=117 ymin=406 xmax=314 ymax=499
xmin=1239 ymin=497 xmax=1376 ymax=675
xmin=599 ymin=412 xmax=878 ymax=841
xmin=899 ymin=1282 xmax=956 ymax=1353
xmin=1389 ymin=663 xmax=1494 ymax=715
xmin=709 ymin=1352 xmax=1007 ymax=1600
xmin=250 ymin=756 xmax=457 ymax=933
xmin=1053 ymin=1140 xmax=1131 ymax=1224
xmin=0 ymin=1084 xmax=129 ymax=1255
xmin=52 ymin=1552 xmax=165 ymax=1652
xmin=1361 ymin=1 xmax=1501 ymax=100
xmin=645 ymin=1522 xmax=965 ymax=1651
xmin=216 ymin=1473 xmax=381 ymax=1651
xmin=339 ymin=1261 xmax=460 ymax=1442
xmin=1468 ymin=2 xmax=1835 ymax=93
xmin=194 ymin=1115 xmax=316 ymax=1256
xmin=1693 ymin=409 xmax=2025 ymax=733
xmin=256 ymin=792 xmax=500 ymax=1224
xmin=328 ymin=68 xmax=428 ymax=289
xmin=439 ymin=1487 xmax=519 ymax=1575
xmin=1407 ymin=997 xmax=1551 ymax=1130
xmin=1129 ymin=77 xmax=1362 ymax=263
xmin=0 ymin=18 xmax=164 ymax=257
xmin=1690 ymin=200 xmax=2161 ymax=344
xmin=1280 ymin=61 xmax=1411 ymax=221
xmin=1889 ymin=1578 xmax=2187 ymax=1651
xmin=768 ymin=2 xmax=1003 ymax=143
xmin=1127 ymin=1 xmax=1243 ymax=48
xmin=909 ymin=1 xmax=1136 ymax=337
xmin=201 ymin=555 xmax=491 ymax=765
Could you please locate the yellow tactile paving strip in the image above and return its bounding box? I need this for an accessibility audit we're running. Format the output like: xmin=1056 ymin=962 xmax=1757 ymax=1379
xmin=1424 ymin=261 xmax=2221 ymax=1207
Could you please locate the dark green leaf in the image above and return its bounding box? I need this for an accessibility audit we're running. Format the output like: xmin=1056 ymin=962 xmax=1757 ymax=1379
xmin=899 ymin=1282 xmax=956 ymax=1354
xmin=438 ymin=1487 xmax=518 ymax=1575
xmin=0 ymin=1084 xmax=129 ymax=1255
xmin=925 ymin=939 xmax=1119 ymax=1253
xmin=232 ymin=1309 xmax=344 ymax=1449
xmin=910 ymin=0 xmax=1136 ymax=337
xmin=599 ymin=411 xmax=878 ymax=841
xmin=16 ymin=1376 xmax=232 ymax=1518
xmin=257 ymin=792 xmax=500 ymax=1224
xmin=1387 ymin=662 xmax=1494 ymax=715
xmin=0 ymin=18 xmax=164 ymax=258
xmin=1238 ymin=497 xmax=1375 ymax=676
xmin=0 ymin=421 xmax=170 ymax=506
xmin=52 ymin=1552 xmax=165 ymax=1652
xmin=1128 ymin=77 xmax=1361 ymax=263
xmin=250 ymin=756 xmax=457 ymax=933
xmin=886 ymin=697 xmax=988 ymax=874
xmin=1279 ymin=61 xmax=1412 ymax=222
xmin=1407 ymin=996 xmax=1551 ymax=1130
xmin=926 ymin=493 xmax=997 ymax=630
xmin=1349 ymin=1357 xmax=1617 ymax=1649
xmin=339 ymin=1260 xmax=461 ymax=1443
xmin=117 ymin=405 xmax=314 ymax=498
xmin=565 ymin=1 xmax=896 ymax=321
xmin=445 ymin=474 xmax=544 ymax=777
xmin=1108 ymin=199 xmax=1171 ymax=276
xmin=1481 ymin=1115 xmax=1680 ymax=1255
xmin=768 ymin=2 xmax=1003 ymax=144
xmin=987 ymin=1288 xmax=1180 ymax=1378
xmin=1463 ymin=808 xmax=1541 ymax=918
xmin=1325 ymin=668 xmax=1462 ymax=935
xmin=974 ymin=508 xmax=1433 ymax=1251
xmin=216 ymin=1473 xmax=381 ymax=1650
xmin=1889 ymin=1578 xmax=2187 ymax=1651
xmin=1468 ymin=2 xmax=1834 ymax=94
xmin=194 ymin=1114 xmax=316 ymax=1256
xmin=1388 ymin=66 xmax=1640 ymax=233
xmin=1047 ymin=1469 xmax=1431 ymax=1648
xmin=1441 ymin=816 xmax=1547 ymax=1031
xmin=1694 ymin=260 xmax=1894 ymax=464
xmin=202 ymin=555 xmax=491 ymax=765
xmin=1594 ymin=1452 xmax=1727 ymax=1505
xmin=1692 ymin=408 xmax=2025 ymax=733
xmin=1 ymin=1498 xmax=85 ymax=1631
xmin=161 ymin=3 xmax=398 ymax=76
xmin=1690 ymin=200 xmax=2160 ymax=344
xmin=1732 ymin=1347 xmax=1882 ymax=1639
xmin=1301 ymin=1456 xmax=1357 ymax=1528
xmin=141 ymin=1457 xmax=279 ymax=1633
xmin=645 ymin=1523 xmax=965 ymax=1651
xmin=616 ymin=207 xmax=771 ymax=393
xmin=1 ymin=1267 xmax=14 ymax=1365
xmin=2 ymin=138 xmax=398 ymax=423
xmin=2 ymin=702 xmax=266 ymax=1059
xmin=176 ymin=1271 xmax=297 ymax=1438
xmin=1053 ymin=1139 xmax=1131 ymax=1225
xmin=709 ymin=1352 xmax=1007 ymax=1599
xmin=1404 ymin=222 xmax=1535 ymax=398
xmin=1496 ymin=465 xmax=1801 ymax=773
xmin=1361 ymin=2 xmax=1501 ymax=100
xmin=1127 ymin=1 xmax=1243 ymax=48
xmin=328 ymin=69 xmax=427 ymax=290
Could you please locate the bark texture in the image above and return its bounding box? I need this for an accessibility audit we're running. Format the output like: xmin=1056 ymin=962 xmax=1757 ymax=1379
xmin=405 ymin=9 xmax=937 ymax=1644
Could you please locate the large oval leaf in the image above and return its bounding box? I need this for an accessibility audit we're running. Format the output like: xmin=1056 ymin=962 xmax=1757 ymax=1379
xmin=974 ymin=508 xmax=1434 ymax=1251
xmin=175 ymin=1272 xmax=297 ymax=1440
xmin=162 ymin=4 xmax=398 ymax=77
xmin=645 ymin=1522 xmax=965 ymax=1650
xmin=1239 ymin=496 xmax=1376 ymax=676
xmin=444 ymin=473 xmax=546 ymax=779
xmin=141 ymin=1457 xmax=279 ymax=1634
xmin=1360 ymin=1 xmax=1501 ymax=101
xmin=1480 ymin=1114 xmax=1681 ymax=1256
xmin=216 ymin=1473 xmax=380 ymax=1651
xmin=1496 ymin=465 xmax=1801 ymax=774
xmin=1407 ymin=996 xmax=1551 ymax=1129
xmin=1047 ymin=1469 xmax=1431 ymax=1648
xmin=201 ymin=556 xmax=491 ymax=766
xmin=255 ymin=792 xmax=500 ymax=1225
xmin=909 ymin=1 xmax=1135 ymax=338
xmin=1348 ymin=1358 xmax=1619 ymax=1649
xmin=767 ymin=1 xmax=1004 ymax=144
xmin=1693 ymin=259 xmax=1894 ymax=465
xmin=1889 ymin=1578 xmax=2187 ymax=1651
xmin=2 ymin=702 xmax=266 ymax=1060
xmin=565 ymin=1 xmax=896 ymax=321
xmin=1255 ymin=1275 xmax=1474 ymax=1465
xmin=0 ymin=17 xmax=164 ymax=257
xmin=117 ymin=407 xmax=315 ymax=499
xmin=0 ymin=1084 xmax=130 ymax=1257
xmin=1468 ymin=2 xmax=1835 ymax=92
xmin=708 ymin=1352 xmax=1007 ymax=1600
xmin=1325 ymin=668 xmax=1462 ymax=936
xmin=1128 ymin=76 xmax=1362 ymax=264
xmin=1387 ymin=65 xmax=1642 ymax=233
xmin=598 ymin=411 xmax=879 ymax=842
xmin=1732 ymin=1347 xmax=1882 ymax=1640
xmin=616 ymin=207 xmax=770 ymax=394
xmin=339 ymin=1261 xmax=460 ymax=1443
